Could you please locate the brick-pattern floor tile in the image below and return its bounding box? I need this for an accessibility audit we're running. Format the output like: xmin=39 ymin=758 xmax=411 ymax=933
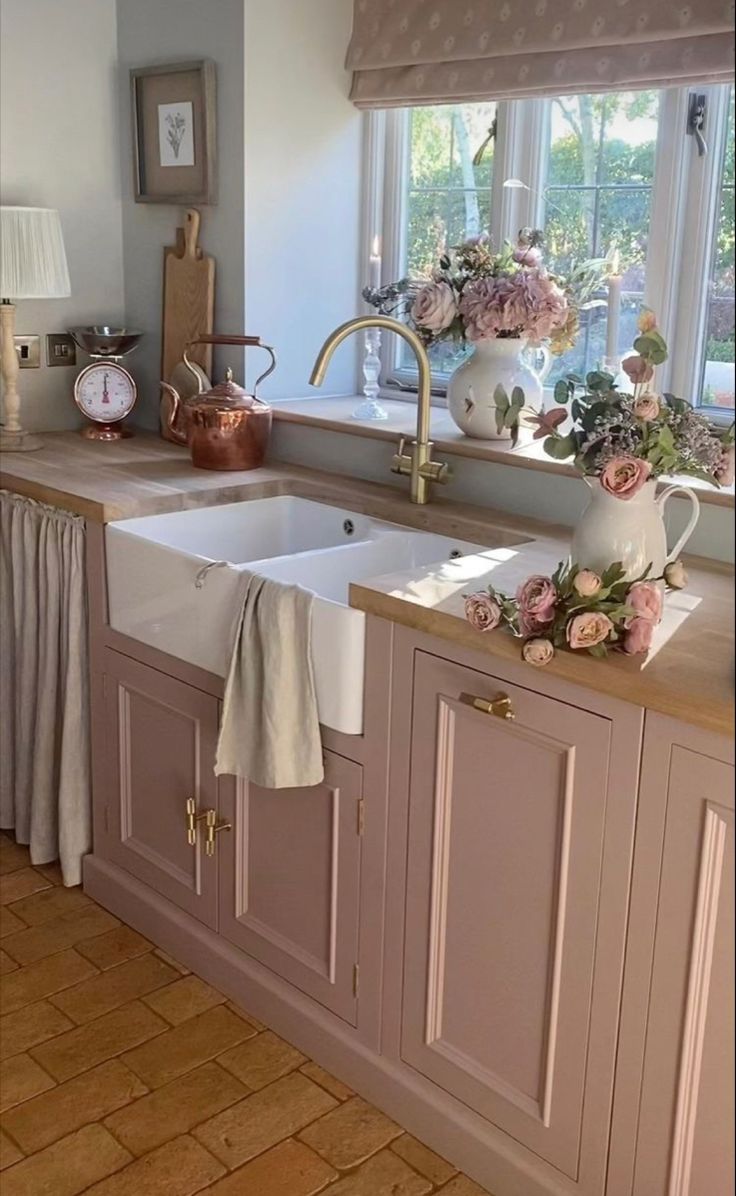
xmin=0 ymin=868 xmax=51 ymax=906
xmin=194 ymin=1072 xmax=337 ymax=1170
xmin=83 ymin=1133 xmax=225 ymax=1196
xmin=2 ymin=1059 xmax=147 ymax=1154
xmin=76 ymin=925 xmax=151 ymax=971
xmin=8 ymin=885 xmax=92 ymax=927
xmin=153 ymin=947 xmax=190 ymax=974
xmin=325 ymin=1149 xmax=432 ymax=1196
xmin=299 ymin=1062 xmax=354 ymax=1102
xmin=35 ymin=862 xmax=64 ymax=886
xmin=299 ymin=1095 xmax=402 ymax=1169
xmin=104 ymin=1061 xmax=247 ymax=1156
xmin=30 ymin=999 xmax=167 ymax=1082
xmin=437 ymin=1177 xmax=495 ymax=1195
xmin=50 ymin=952 xmax=177 ymax=1024
xmin=0 ymin=1123 xmax=131 ymax=1196
xmin=142 ymin=975 xmax=226 ymax=1025
xmin=391 ymin=1134 xmax=458 ymax=1186
xmin=3 ymin=906 xmax=119 ymax=966
xmin=122 ymin=1004 xmax=257 ymax=1089
xmin=203 ymin=1138 xmax=337 ymax=1195
xmin=0 ymin=999 xmax=74 ymax=1060
xmin=0 ymin=1052 xmax=55 ymax=1111
xmin=0 ymin=839 xmax=30 ymax=876
xmin=0 ymin=948 xmax=18 ymax=974
xmin=0 ymin=907 xmax=26 ymax=938
xmin=0 ymin=1127 xmax=24 ymax=1170
xmin=0 ymin=948 xmax=97 ymax=1014
xmin=226 ymin=1000 xmax=266 ymax=1032
xmin=217 ymin=1030 xmax=306 ymax=1090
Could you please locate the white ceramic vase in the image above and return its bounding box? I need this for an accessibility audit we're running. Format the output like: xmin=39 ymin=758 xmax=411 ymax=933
xmin=571 ymin=478 xmax=701 ymax=581
xmin=446 ymin=339 xmax=550 ymax=440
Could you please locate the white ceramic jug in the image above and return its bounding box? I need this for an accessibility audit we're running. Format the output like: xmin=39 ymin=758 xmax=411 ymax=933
xmin=447 ymin=339 xmax=551 ymax=440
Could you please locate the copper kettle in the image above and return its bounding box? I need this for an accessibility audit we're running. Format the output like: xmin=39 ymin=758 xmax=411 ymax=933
xmin=161 ymin=334 xmax=275 ymax=471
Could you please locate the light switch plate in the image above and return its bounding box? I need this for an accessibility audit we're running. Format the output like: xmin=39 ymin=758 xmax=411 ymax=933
xmin=46 ymin=333 xmax=77 ymax=367
xmin=13 ymin=335 xmax=41 ymax=368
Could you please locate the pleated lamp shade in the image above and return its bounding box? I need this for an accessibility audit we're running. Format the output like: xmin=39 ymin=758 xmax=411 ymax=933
xmin=0 ymin=206 xmax=71 ymax=300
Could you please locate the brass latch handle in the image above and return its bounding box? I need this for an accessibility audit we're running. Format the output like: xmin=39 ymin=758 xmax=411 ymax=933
xmin=203 ymin=809 xmax=232 ymax=857
xmin=461 ymin=692 xmax=515 ymax=721
xmin=186 ymin=798 xmax=199 ymax=846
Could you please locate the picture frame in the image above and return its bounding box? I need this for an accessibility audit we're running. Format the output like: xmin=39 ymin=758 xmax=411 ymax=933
xmin=130 ymin=60 xmax=217 ymax=205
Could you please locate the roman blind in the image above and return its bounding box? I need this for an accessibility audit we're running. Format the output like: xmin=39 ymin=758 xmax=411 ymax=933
xmin=347 ymin=0 xmax=735 ymax=107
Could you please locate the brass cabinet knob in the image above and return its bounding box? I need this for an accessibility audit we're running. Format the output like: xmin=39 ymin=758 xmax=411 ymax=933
xmin=460 ymin=692 xmax=515 ymax=721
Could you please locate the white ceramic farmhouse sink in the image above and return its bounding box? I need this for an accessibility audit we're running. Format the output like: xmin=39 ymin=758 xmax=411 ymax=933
xmin=105 ymin=496 xmax=489 ymax=735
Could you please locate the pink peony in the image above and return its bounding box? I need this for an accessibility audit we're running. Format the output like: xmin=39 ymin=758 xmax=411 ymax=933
xmin=622 ymin=617 xmax=655 ymax=655
xmin=464 ymin=592 xmax=502 ymax=632
xmin=573 ymin=569 xmax=602 ymax=598
xmin=599 ymin=455 xmax=652 ymax=501
xmin=412 ymin=281 xmax=458 ymax=335
xmin=714 ymin=444 xmax=735 ymax=487
xmin=626 ymin=580 xmax=663 ymax=624
xmin=522 ymin=637 xmax=554 ymax=666
xmin=566 ymin=610 xmax=613 ymax=650
xmin=633 ymin=393 xmax=660 ymax=421
xmin=516 ymin=575 xmax=557 ymax=634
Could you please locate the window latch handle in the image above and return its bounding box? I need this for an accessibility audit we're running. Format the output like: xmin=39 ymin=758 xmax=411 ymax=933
xmin=686 ymin=93 xmax=708 ymax=158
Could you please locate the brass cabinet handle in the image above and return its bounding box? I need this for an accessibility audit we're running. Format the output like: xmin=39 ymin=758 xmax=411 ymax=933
xmin=460 ymin=692 xmax=515 ymax=721
xmin=186 ymin=798 xmax=198 ymax=846
xmin=203 ymin=809 xmax=232 ymax=857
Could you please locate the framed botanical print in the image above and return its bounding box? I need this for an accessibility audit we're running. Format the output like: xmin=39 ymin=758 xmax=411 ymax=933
xmin=131 ymin=60 xmax=217 ymax=204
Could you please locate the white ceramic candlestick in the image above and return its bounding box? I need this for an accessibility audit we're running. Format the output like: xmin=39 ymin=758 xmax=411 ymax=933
xmin=0 ymin=302 xmax=42 ymax=451
xmin=606 ymin=272 xmax=622 ymax=361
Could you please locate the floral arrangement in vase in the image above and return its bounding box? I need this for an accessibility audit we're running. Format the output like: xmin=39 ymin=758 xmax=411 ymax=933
xmin=531 ymin=312 xmax=735 ymax=579
xmin=464 ymin=556 xmax=688 ymax=667
xmin=364 ymin=231 xmax=606 ymax=442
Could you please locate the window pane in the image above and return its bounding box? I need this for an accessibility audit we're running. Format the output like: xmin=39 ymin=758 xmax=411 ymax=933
xmin=700 ymin=87 xmax=735 ymax=412
xmin=401 ymin=102 xmax=495 ymax=372
xmin=543 ymin=91 xmax=660 ymax=385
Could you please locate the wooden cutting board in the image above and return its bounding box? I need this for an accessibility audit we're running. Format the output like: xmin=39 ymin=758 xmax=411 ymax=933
xmin=161 ymin=207 xmax=215 ymax=419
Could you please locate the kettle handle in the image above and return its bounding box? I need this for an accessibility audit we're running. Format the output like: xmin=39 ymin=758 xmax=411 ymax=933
xmin=184 ymin=335 xmax=277 ymax=398
xmin=160 ymin=383 xmax=187 ymax=446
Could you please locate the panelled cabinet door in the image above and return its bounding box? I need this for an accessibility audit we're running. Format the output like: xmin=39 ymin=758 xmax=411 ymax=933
xmin=218 ymin=751 xmax=363 ymax=1025
xmin=402 ymin=651 xmax=614 ymax=1179
xmin=101 ymin=650 xmax=219 ymax=927
xmin=624 ymin=723 xmax=734 ymax=1196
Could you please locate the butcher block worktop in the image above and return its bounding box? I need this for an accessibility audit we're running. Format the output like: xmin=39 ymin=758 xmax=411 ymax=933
xmin=1 ymin=431 xmax=733 ymax=735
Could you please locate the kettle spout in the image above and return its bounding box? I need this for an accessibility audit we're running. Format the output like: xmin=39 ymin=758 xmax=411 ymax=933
xmin=160 ymin=382 xmax=187 ymax=446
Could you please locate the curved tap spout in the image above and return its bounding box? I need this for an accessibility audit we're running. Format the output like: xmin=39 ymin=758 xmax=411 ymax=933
xmin=309 ymin=316 xmax=450 ymax=504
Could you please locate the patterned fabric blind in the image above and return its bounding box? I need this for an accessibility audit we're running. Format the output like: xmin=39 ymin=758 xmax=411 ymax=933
xmin=347 ymin=0 xmax=735 ymax=107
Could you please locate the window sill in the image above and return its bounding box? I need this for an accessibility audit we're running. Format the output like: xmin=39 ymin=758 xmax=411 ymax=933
xmin=271 ymin=395 xmax=735 ymax=509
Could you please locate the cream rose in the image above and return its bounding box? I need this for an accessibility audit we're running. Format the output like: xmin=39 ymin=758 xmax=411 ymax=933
xmin=522 ymin=637 xmax=554 ymax=666
xmin=633 ymin=393 xmax=660 ymax=422
xmin=637 ymin=310 xmax=657 ymax=334
xmin=599 ymin=455 xmax=652 ymax=501
xmin=573 ymin=569 xmax=602 ymax=598
xmin=664 ymin=559 xmax=688 ymax=590
xmin=566 ymin=611 xmax=613 ymax=651
xmin=412 ymin=281 xmax=457 ymax=335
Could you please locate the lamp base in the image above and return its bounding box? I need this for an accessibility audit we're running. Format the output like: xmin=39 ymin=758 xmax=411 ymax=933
xmin=0 ymin=428 xmax=44 ymax=452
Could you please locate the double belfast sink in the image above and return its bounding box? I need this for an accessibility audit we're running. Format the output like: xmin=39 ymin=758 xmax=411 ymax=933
xmin=105 ymin=495 xmax=502 ymax=734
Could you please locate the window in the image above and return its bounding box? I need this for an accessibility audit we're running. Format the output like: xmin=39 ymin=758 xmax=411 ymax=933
xmin=371 ymin=84 xmax=735 ymax=418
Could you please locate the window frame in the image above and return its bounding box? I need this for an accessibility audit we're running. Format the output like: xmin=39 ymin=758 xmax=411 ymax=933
xmin=364 ymin=86 xmax=734 ymax=423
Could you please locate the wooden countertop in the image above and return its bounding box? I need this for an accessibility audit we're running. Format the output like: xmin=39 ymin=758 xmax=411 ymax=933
xmin=2 ymin=431 xmax=733 ymax=737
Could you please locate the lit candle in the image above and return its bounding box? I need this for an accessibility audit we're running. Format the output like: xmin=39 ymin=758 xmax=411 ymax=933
xmin=369 ymin=235 xmax=382 ymax=291
xmin=606 ymin=250 xmax=622 ymax=362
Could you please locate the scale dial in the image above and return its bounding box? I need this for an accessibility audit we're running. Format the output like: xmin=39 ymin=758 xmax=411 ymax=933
xmin=74 ymin=361 xmax=137 ymax=424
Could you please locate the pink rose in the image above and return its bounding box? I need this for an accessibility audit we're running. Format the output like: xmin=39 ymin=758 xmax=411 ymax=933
xmin=599 ymin=455 xmax=652 ymax=501
xmin=566 ymin=610 xmax=613 ymax=650
xmin=513 ymin=243 xmax=543 ymax=267
xmin=573 ymin=569 xmax=602 ymax=598
xmin=522 ymin=637 xmax=554 ymax=666
xmin=626 ymin=580 xmax=663 ymax=624
xmin=714 ymin=445 xmax=735 ymax=487
xmin=412 ymin=281 xmax=458 ymax=335
xmin=516 ymin=575 xmax=557 ymax=634
xmin=622 ymin=355 xmax=654 ymax=386
xmin=464 ymin=592 xmax=502 ymax=633
xmin=633 ymin=393 xmax=660 ymax=421
xmin=623 ymin=616 xmax=655 ymax=655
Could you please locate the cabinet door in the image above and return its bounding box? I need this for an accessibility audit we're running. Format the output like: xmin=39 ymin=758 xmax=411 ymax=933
xmin=102 ymin=650 xmax=219 ymax=927
xmin=402 ymin=651 xmax=614 ymax=1178
xmin=219 ymin=751 xmax=363 ymax=1025
xmin=621 ymin=722 xmax=734 ymax=1196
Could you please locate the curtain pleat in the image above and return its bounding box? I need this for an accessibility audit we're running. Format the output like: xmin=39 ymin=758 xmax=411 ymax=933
xmin=347 ymin=0 xmax=735 ymax=107
xmin=0 ymin=492 xmax=91 ymax=885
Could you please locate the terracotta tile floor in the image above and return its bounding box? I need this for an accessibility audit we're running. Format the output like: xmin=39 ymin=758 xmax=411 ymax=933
xmin=0 ymin=833 xmax=493 ymax=1196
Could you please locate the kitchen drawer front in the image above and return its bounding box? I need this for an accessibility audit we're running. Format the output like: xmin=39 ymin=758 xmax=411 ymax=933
xmin=218 ymin=750 xmax=363 ymax=1026
xmin=101 ymin=650 xmax=219 ymax=928
xmin=402 ymin=649 xmax=614 ymax=1179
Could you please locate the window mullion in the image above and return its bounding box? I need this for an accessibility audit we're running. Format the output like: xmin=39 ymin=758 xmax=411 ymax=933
xmin=379 ymin=108 xmax=410 ymax=383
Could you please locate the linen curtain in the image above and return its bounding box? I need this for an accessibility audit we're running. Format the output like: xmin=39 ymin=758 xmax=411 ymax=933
xmin=347 ymin=0 xmax=735 ymax=107
xmin=0 ymin=492 xmax=91 ymax=886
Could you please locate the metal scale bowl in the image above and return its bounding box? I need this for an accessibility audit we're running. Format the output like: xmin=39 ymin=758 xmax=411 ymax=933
xmin=69 ymin=326 xmax=144 ymax=440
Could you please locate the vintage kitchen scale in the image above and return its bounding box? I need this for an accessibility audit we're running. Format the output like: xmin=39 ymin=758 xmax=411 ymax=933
xmin=69 ymin=326 xmax=143 ymax=440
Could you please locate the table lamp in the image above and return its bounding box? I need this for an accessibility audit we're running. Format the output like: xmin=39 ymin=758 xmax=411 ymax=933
xmin=0 ymin=206 xmax=71 ymax=451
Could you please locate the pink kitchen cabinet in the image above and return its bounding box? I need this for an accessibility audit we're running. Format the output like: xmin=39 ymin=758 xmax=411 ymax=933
xmin=608 ymin=713 xmax=734 ymax=1196
xmin=101 ymin=649 xmax=220 ymax=928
